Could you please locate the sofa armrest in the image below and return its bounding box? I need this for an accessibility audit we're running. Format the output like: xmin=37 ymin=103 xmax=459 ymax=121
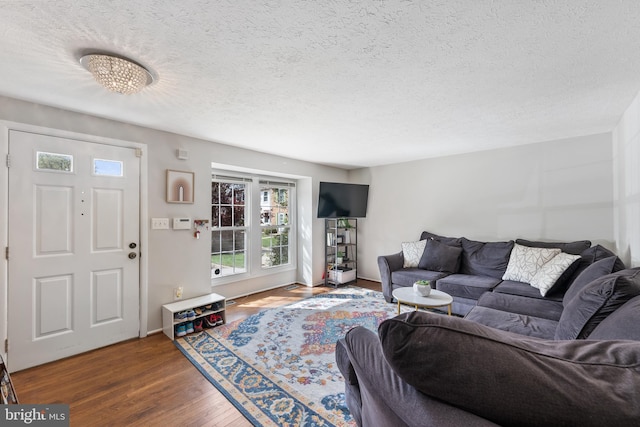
xmin=377 ymin=251 xmax=403 ymax=302
xmin=342 ymin=326 xmax=498 ymax=427
xmin=335 ymin=338 xmax=358 ymax=385
xmin=335 ymin=338 xmax=362 ymax=425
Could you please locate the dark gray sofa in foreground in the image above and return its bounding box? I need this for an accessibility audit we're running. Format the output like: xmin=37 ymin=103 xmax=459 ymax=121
xmin=337 ymin=234 xmax=640 ymax=426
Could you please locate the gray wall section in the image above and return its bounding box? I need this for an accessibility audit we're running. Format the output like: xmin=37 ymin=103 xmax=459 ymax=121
xmin=352 ymin=133 xmax=616 ymax=281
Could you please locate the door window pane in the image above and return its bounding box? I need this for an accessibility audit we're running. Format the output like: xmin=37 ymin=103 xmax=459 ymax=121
xmin=36 ymin=151 xmax=73 ymax=172
xmin=93 ymin=159 xmax=123 ymax=176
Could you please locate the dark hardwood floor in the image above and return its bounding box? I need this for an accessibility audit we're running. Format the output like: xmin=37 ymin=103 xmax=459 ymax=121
xmin=11 ymin=280 xmax=381 ymax=427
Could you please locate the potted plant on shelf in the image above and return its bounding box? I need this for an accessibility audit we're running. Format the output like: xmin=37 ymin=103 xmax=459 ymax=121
xmin=413 ymin=280 xmax=431 ymax=296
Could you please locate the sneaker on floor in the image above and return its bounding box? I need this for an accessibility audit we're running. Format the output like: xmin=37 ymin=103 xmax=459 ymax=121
xmin=185 ymin=321 xmax=194 ymax=334
xmin=193 ymin=318 xmax=204 ymax=332
xmin=175 ymin=324 xmax=187 ymax=337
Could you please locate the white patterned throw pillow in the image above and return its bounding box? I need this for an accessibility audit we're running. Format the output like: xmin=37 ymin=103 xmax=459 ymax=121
xmin=402 ymin=240 xmax=427 ymax=268
xmin=530 ymin=252 xmax=581 ymax=296
xmin=502 ymin=244 xmax=561 ymax=284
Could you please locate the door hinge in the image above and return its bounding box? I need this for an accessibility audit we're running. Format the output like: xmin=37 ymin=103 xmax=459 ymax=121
xmin=4 ymin=247 xmax=7 ymax=261
xmin=4 ymin=339 xmax=7 ymax=353
xmin=6 ymin=154 xmax=10 ymax=168
xmin=135 ymin=148 xmax=143 ymax=158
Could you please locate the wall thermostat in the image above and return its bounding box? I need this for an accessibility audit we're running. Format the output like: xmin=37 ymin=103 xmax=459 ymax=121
xmin=173 ymin=218 xmax=191 ymax=230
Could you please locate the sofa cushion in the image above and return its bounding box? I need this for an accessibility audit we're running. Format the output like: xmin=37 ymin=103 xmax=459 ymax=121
xmin=418 ymin=238 xmax=462 ymax=273
xmin=515 ymin=238 xmax=591 ymax=255
xmin=459 ymin=238 xmax=514 ymax=279
xmin=502 ymin=243 xmax=560 ymax=283
xmin=435 ymin=274 xmax=501 ymax=300
xmin=401 ymin=240 xmax=426 ymax=268
xmin=579 ymin=244 xmax=625 ymax=265
xmin=562 ymin=256 xmax=621 ymax=305
xmin=476 ymin=292 xmax=564 ymax=321
xmin=588 ymin=295 xmax=640 ymax=340
xmin=493 ymin=280 xmax=563 ymax=301
xmin=464 ymin=305 xmax=558 ymax=339
xmin=529 ymin=252 xmax=581 ymax=296
xmin=391 ymin=269 xmax=449 ymax=287
xmin=555 ymin=268 xmax=640 ymax=340
xmin=379 ymin=311 xmax=640 ymax=427
xmin=419 ymin=231 xmax=462 ymax=247
xmin=565 ymin=245 xmax=626 ymax=286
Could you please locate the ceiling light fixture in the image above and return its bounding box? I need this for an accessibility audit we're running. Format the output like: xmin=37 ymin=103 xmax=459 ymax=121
xmin=80 ymin=53 xmax=153 ymax=94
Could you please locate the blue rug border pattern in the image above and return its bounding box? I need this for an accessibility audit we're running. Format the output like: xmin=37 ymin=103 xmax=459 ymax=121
xmin=174 ymin=341 xmax=263 ymax=426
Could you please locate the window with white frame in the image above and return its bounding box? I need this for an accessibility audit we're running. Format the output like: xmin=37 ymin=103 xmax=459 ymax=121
xmin=211 ymin=178 xmax=248 ymax=278
xmin=211 ymin=174 xmax=295 ymax=281
xmin=260 ymin=181 xmax=293 ymax=268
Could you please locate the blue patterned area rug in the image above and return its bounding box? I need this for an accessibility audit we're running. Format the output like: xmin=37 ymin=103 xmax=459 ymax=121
xmin=174 ymin=286 xmax=410 ymax=426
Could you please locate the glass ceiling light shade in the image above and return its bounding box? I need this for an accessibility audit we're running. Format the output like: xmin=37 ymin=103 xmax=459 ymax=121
xmin=80 ymin=54 xmax=153 ymax=94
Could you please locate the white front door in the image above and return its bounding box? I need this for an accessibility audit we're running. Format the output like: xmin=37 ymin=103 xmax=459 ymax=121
xmin=7 ymin=130 xmax=140 ymax=371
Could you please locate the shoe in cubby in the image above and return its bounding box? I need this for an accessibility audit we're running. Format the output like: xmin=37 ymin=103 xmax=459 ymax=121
xmin=175 ymin=324 xmax=187 ymax=337
xmin=203 ymin=314 xmax=217 ymax=328
xmin=185 ymin=321 xmax=194 ymax=334
xmin=174 ymin=311 xmax=189 ymax=321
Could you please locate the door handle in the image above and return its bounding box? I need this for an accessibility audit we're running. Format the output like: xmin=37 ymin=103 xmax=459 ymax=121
xmin=128 ymin=252 xmax=137 ymax=259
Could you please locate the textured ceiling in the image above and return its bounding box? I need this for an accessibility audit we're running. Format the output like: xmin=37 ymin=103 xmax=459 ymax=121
xmin=1 ymin=1 xmax=640 ymax=169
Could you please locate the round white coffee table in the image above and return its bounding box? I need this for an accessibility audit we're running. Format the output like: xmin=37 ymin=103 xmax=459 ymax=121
xmin=392 ymin=287 xmax=453 ymax=316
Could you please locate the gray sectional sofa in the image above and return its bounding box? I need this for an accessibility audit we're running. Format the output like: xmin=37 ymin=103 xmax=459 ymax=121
xmin=377 ymin=231 xmax=623 ymax=317
xmin=337 ymin=233 xmax=640 ymax=426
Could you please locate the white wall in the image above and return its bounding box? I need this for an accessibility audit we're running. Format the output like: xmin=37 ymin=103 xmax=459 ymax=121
xmin=613 ymin=90 xmax=640 ymax=267
xmin=351 ymin=133 xmax=615 ymax=281
xmin=0 ymin=95 xmax=348 ymax=334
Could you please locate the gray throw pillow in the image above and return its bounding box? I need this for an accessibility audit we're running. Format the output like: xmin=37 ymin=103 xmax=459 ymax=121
xmin=562 ymin=256 xmax=621 ymax=305
xmin=555 ymin=268 xmax=640 ymax=340
xmin=550 ymin=245 xmax=625 ymax=295
xmin=515 ymin=238 xmax=591 ymax=255
xmin=419 ymin=231 xmax=461 ymax=247
xmin=459 ymin=238 xmax=514 ymax=279
xmin=587 ymin=295 xmax=640 ymax=340
xmin=579 ymin=244 xmax=625 ymax=265
xmin=418 ymin=239 xmax=462 ymax=273
xmin=379 ymin=311 xmax=640 ymax=427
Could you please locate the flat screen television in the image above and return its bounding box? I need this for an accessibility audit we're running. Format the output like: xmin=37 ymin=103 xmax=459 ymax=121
xmin=317 ymin=182 xmax=369 ymax=218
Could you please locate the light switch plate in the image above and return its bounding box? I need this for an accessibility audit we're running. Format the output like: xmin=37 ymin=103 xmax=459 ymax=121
xmin=151 ymin=218 xmax=169 ymax=229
